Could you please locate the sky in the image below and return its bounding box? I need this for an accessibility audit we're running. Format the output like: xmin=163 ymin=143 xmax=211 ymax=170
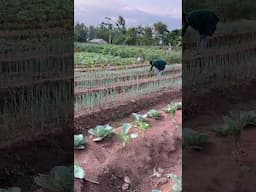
xmin=75 ymin=0 xmax=182 ymax=30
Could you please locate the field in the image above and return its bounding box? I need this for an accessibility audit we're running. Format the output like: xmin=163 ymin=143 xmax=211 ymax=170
xmin=182 ymin=20 xmax=256 ymax=192
xmin=74 ymin=43 xmax=182 ymax=192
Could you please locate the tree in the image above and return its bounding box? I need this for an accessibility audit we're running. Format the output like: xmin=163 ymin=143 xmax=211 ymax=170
xmin=74 ymin=23 xmax=87 ymax=42
xmin=95 ymin=23 xmax=109 ymax=42
xmin=116 ymin=16 xmax=126 ymax=34
xmin=143 ymin=27 xmax=153 ymax=45
xmin=125 ymin=27 xmax=137 ymax=45
xmin=153 ymin=22 xmax=169 ymax=45
xmin=88 ymin=26 xmax=96 ymax=40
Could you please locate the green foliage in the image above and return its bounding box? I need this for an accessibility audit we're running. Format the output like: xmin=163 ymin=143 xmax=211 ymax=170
xmin=74 ymin=163 xmax=85 ymax=179
xmin=213 ymin=111 xmax=256 ymax=139
xmin=75 ymin=23 xmax=87 ymax=42
xmin=0 ymin=187 xmax=21 ymax=192
xmin=34 ymin=166 xmax=73 ymax=192
xmin=136 ymin=121 xmax=152 ymax=130
xmin=118 ymin=123 xmax=138 ymax=147
xmin=88 ymin=125 xmax=115 ymax=141
xmin=132 ymin=113 xmax=148 ymax=122
xmin=75 ymin=43 xmax=181 ymax=65
xmin=166 ymin=102 xmax=182 ymax=114
xmin=182 ymin=128 xmax=208 ymax=149
xmin=74 ymin=134 xmax=87 ymax=149
xmin=147 ymin=109 xmax=161 ymax=119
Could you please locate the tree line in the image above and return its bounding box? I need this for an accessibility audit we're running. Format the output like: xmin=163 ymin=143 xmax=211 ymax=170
xmin=75 ymin=16 xmax=181 ymax=46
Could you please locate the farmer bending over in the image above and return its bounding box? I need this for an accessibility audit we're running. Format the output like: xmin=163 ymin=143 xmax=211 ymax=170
xmin=183 ymin=9 xmax=219 ymax=48
xmin=150 ymin=59 xmax=166 ymax=76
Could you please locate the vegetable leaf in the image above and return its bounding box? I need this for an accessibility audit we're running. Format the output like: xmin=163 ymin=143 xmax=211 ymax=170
xmin=88 ymin=124 xmax=115 ymax=141
xmin=34 ymin=166 xmax=73 ymax=192
xmin=74 ymin=134 xmax=87 ymax=149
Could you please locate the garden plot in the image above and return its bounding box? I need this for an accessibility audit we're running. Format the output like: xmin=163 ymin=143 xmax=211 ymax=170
xmin=183 ymin=100 xmax=256 ymax=192
xmin=75 ymin=104 xmax=182 ymax=192
xmin=74 ymin=64 xmax=182 ymax=122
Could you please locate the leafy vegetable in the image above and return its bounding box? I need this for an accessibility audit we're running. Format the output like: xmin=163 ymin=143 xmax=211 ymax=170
xmin=166 ymin=102 xmax=182 ymax=114
xmin=34 ymin=166 xmax=73 ymax=192
xmin=74 ymin=163 xmax=85 ymax=179
xmin=74 ymin=134 xmax=87 ymax=149
xmin=0 ymin=187 xmax=21 ymax=192
xmin=182 ymin=128 xmax=208 ymax=149
xmin=147 ymin=109 xmax=161 ymax=119
xmin=118 ymin=123 xmax=138 ymax=147
xmin=88 ymin=124 xmax=115 ymax=141
xmin=132 ymin=113 xmax=147 ymax=122
xmin=167 ymin=173 xmax=182 ymax=192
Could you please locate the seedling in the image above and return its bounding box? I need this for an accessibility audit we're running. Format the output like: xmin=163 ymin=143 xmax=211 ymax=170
xmin=147 ymin=109 xmax=162 ymax=120
xmin=167 ymin=173 xmax=182 ymax=192
xmin=74 ymin=163 xmax=85 ymax=179
xmin=88 ymin=124 xmax=115 ymax=141
xmin=118 ymin=123 xmax=138 ymax=147
xmin=74 ymin=134 xmax=87 ymax=149
xmin=0 ymin=187 xmax=21 ymax=192
xmin=132 ymin=112 xmax=152 ymax=137
xmin=223 ymin=111 xmax=247 ymax=147
xmin=34 ymin=166 xmax=73 ymax=192
xmin=74 ymin=162 xmax=99 ymax=184
xmin=132 ymin=113 xmax=147 ymax=122
xmin=166 ymin=102 xmax=182 ymax=115
xmin=182 ymin=128 xmax=208 ymax=150
xmin=135 ymin=121 xmax=152 ymax=137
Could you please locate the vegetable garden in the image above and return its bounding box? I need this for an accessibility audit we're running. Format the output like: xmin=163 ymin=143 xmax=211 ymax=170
xmin=183 ymin=22 xmax=256 ymax=192
xmin=74 ymin=43 xmax=182 ymax=192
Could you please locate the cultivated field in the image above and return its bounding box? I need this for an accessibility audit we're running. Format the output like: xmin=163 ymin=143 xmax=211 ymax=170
xmin=183 ymin=21 xmax=256 ymax=192
xmin=74 ymin=43 xmax=182 ymax=192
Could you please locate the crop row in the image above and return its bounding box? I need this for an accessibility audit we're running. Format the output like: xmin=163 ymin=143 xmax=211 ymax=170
xmin=75 ymin=74 xmax=181 ymax=95
xmin=75 ymin=69 xmax=181 ymax=89
xmin=75 ymin=64 xmax=181 ymax=79
xmin=183 ymin=45 xmax=256 ymax=89
xmin=183 ymin=31 xmax=256 ymax=51
xmin=75 ymin=75 xmax=181 ymax=113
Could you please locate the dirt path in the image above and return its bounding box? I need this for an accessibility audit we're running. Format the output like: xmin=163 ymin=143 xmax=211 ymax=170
xmin=75 ymin=109 xmax=182 ymax=192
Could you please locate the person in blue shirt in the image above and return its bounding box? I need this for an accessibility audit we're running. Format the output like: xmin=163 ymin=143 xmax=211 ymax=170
xmin=150 ymin=59 xmax=166 ymax=76
xmin=183 ymin=10 xmax=219 ymax=48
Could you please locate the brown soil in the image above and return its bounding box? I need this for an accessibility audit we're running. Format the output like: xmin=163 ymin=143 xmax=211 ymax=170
xmin=75 ymin=88 xmax=181 ymax=132
xmin=183 ymin=80 xmax=256 ymax=121
xmin=0 ymin=127 xmax=73 ymax=191
xmin=75 ymin=74 xmax=181 ymax=95
xmin=74 ymin=109 xmax=182 ymax=192
xmin=183 ymin=100 xmax=256 ymax=192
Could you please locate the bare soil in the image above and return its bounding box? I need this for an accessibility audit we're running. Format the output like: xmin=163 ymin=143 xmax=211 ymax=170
xmin=183 ymin=80 xmax=256 ymax=192
xmin=183 ymin=111 xmax=256 ymax=191
xmin=75 ymin=109 xmax=182 ymax=192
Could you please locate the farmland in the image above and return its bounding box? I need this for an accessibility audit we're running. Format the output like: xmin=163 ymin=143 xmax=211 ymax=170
xmin=74 ymin=43 xmax=182 ymax=191
xmin=183 ymin=20 xmax=256 ymax=192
